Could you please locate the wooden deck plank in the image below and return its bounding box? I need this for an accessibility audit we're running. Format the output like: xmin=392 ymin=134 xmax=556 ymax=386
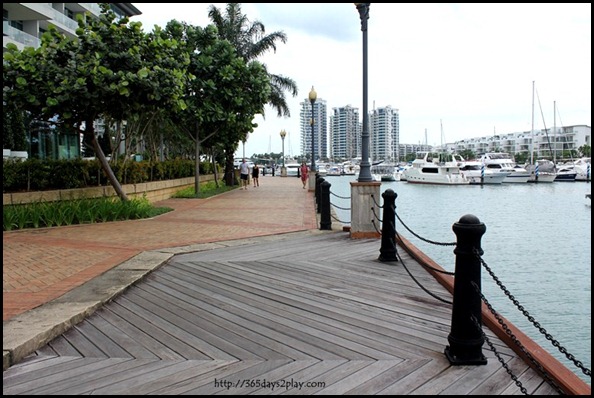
xmin=3 ymin=232 xmax=565 ymax=395
xmin=84 ymin=310 xmax=161 ymax=359
xmin=2 ymin=357 xmax=112 ymax=395
xmin=154 ymin=266 xmax=420 ymax=361
xmin=124 ymin=287 xmax=268 ymax=361
xmin=344 ymin=358 xmax=432 ymax=395
xmin=149 ymin=360 xmax=262 ymax=395
xmin=105 ymin=300 xmax=202 ymax=360
xmin=92 ymin=306 xmax=186 ymax=360
xmin=128 ymin=360 xmax=238 ymax=395
xmin=133 ymin=282 xmax=298 ymax=361
xmin=114 ymin=295 xmax=227 ymax=360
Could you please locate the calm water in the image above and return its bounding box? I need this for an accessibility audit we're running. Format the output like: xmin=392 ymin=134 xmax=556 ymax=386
xmin=327 ymin=175 xmax=591 ymax=386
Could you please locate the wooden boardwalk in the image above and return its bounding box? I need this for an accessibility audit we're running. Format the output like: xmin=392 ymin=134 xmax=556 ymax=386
xmin=3 ymin=231 xmax=560 ymax=395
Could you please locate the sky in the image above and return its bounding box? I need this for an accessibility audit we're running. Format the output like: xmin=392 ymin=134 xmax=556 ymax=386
xmin=130 ymin=3 xmax=591 ymax=158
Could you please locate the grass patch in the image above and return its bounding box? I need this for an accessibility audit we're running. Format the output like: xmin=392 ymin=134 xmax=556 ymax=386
xmin=3 ymin=196 xmax=172 ymax=231
xmin=172 ymin=180 xmax=237 ymax=199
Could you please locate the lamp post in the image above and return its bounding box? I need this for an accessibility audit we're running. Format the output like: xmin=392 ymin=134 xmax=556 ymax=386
xmin=355 ymin=3 xmax=373 ymax=182
xmin=309 ymin=86 xmax=317 ymax=172
xmin=280 ymin=129 xmax=287 ymax=177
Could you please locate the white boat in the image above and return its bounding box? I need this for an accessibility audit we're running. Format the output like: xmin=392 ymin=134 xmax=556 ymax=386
xmin=325 ymin=165 xmax=342 ymax=176
xmin=371 ymin=163 xmax=399 ymax=182
xmin=453 ymin=155 xmax=509 ymax=184
xmin=525 ymin=159 xmax=557 ymax=183
xmin=557 ymin=157 xmax=590 ymax=181
xmin=479 ymin=152 xmax=530 ymax=183
xmin=572 ymin=157 xmax=591 ymax=181
xmin=341 ymin=162 xmax=357 ymax=176
xmin=554 ymin=165 xmax=577 ymax=182
xmin=403 ymin=152 xmax=469 ymax=185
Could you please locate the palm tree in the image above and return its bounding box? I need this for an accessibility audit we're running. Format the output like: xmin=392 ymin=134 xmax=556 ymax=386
xmin=207 ymin=3 xmax=298 ymax=117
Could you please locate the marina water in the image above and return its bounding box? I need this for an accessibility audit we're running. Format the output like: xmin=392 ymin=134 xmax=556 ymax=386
xmin=327 ymin=175 xmax=591 ymax=386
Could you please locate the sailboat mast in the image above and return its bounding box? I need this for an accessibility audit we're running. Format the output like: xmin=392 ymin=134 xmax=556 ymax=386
xmin=553 ymin=101 xmax=556 ymax=163
xmin=531 ymin=81 xmax=535 ymax=165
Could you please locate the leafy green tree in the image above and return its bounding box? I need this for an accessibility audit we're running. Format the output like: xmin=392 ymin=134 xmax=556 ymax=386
xmin=3 ymin=4 xmax=190 ymax=201
xmin=207 ymin=3 xmax=298 ymax=118
xmin=578 ymin=144 xmax=591 ymax=157
xmin=163 ymin=21 xmax=270 ymax=190
xmin=3 ymin=101 xmax=28 ymax=151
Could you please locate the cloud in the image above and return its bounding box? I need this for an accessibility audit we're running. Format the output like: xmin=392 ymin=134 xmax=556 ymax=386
xmin=131 ymin=3 xmax=591 ymax=157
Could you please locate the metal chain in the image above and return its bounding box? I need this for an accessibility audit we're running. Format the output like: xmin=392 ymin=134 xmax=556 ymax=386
xmin=469 ymin=315 xmax=529 ymax=395
xmin=369 ymin=193 xmax=384 ymax=208
xmin=397 ymin=251 xmax=452 ymax=304
xmin=371 ymin=206 xmax=383 ymax=223
xmin=477 ymin=250 xmax=591 ymax=377
xmin=330 ymin=213 xmax=350 ymax=224
xmin=395 ymin=212 xmax=456 ymax=246
xmin=396 ymin=232 xmax=455 ymax=276
xmin=330 ymin=202 xmax=350 ymax=211
xmin=473 ymin=283 xmax=566 ymax=394
xmin=371 ymin=219 xmax=382 ymax=235
xmin=329 ymin=190 xmax=350 ymax=200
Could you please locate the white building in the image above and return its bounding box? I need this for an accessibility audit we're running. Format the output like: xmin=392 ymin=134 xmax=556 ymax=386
xmin=299 ymin=97 xmax=328 ymax=162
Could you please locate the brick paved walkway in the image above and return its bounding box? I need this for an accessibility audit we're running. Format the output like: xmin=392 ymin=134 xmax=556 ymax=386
xmin=3 ymin=175 xmax=318 ymax=321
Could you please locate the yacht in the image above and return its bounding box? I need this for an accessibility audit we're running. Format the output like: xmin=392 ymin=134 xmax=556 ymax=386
xmin=453 ymin=155 xmax=509 ymax=184
xmin=371 ymin=163 xmax=399 ymax=182
xmin=403 ymin=152 xmax=469 ymax=185
xmin=525 ymin=159 xmax=557 ymax=183
xmin=478 ymin=153 xmax=530 ymax=183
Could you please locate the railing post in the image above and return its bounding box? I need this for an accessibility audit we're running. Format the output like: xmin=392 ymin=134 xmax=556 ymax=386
xmin=316 ymin=175 xmax=324 ymax=214
xmin=320 ymin=180 xmax=332 ymax=230
xmin=378 ymin=188 xmax=398 ymax=262
xmin=445 ymin=214 xmax=487 ymax=365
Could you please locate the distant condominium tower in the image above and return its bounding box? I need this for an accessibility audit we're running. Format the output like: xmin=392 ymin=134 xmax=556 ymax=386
xmin=370 ymin=106 xmax=400 ymax=162
xmin=300 ymin=98 xmax=328 ymax=162
xmin=330 ymin=106 xmax=361 ymax=161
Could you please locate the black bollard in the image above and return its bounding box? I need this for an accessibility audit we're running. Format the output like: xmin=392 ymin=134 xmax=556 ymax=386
xmin=445 ymin=214 xmax=487 ymax=365
xmin=316 ymin=176 xmax=324 ymax=214
xmin=320 ymin=180 xmax=332 ymax=230
xmin=378 ymin=189 xmax=398 ymax=262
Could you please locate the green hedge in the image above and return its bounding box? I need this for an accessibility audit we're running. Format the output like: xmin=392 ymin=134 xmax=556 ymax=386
xmin=3 ymin=158 xmax=217 ymax=193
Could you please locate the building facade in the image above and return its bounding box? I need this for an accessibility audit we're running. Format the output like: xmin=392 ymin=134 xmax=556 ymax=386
xmin=448 ymin=125 xmax=590 ymax=160
xmin=329 ymin=105 xmax=360 ymax=161
xmin=370 ymin=105 xmax=399 ymax=162
xmin=299 ymin=98 xmax=328 ymax=162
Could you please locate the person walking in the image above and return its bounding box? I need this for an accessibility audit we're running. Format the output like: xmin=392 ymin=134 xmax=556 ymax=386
xmin=252 ymin=164 xmax=260 ymax=187
xmin=300 ymin=162 xmax=309 ymax=189
xmin=239 ymin=158 xmax=250 ymax=190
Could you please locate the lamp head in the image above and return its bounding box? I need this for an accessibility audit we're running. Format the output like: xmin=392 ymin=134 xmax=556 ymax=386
xmin=280 ymin=129 xmax=286 ymax=139
xmin=309 ymin=86 xmax=317 ymax=104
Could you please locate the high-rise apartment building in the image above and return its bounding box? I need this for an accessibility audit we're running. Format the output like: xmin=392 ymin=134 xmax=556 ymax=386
xmin=370 ymin=105 xmax=400 ymax=162
xmin=300 ymin=98 xmax=328 ymax=162
xmin=329 ymin=105 xmax=360 ymax=161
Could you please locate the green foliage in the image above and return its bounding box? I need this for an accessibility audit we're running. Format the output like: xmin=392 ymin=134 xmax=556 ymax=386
xmin=2 ymin=158 xmax=200 ymax=192
xmin=3 ymin=196 xmax=172 ymax=231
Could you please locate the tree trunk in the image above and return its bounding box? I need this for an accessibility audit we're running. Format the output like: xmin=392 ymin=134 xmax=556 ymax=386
xmin=211 ymin=149 xmax=220 ymax=188
xmin=194 ymin=123 xmax=201 ymax=194
xmin=87 ymin=120 xmax=129 ymax=202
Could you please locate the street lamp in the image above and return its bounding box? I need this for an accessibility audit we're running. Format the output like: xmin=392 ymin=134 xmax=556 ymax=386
xmin=280 ymin=129 xmax=287 ymax=177
xmin=309 ymin=86 xmax=317 ymax=172
xmin=355 ymin=3 xmax=373 ymax=182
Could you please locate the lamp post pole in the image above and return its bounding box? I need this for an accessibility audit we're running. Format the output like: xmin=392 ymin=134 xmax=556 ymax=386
xmin=280 ymin=129 xmax=287 ymax=177
xmin=309 ymin=86 xmax=317 ymax=172
xmin=355 ymin=3 xmax=373 ymax=182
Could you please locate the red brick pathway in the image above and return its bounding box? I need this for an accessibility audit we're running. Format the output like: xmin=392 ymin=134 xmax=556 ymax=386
xmin=3 ymin=176 xmax=318 ymax=321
